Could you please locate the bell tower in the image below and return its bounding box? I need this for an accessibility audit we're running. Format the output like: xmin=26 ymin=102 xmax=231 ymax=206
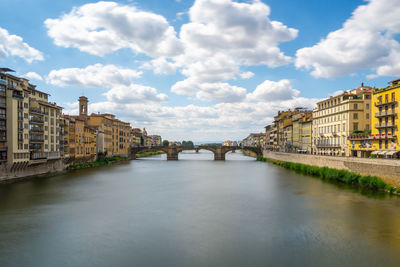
xmin=79 ymin=96 xmax=88 ymax=118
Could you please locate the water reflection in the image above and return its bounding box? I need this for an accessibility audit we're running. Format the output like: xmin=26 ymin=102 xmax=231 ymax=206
xmin=0 ymin=151 xmax=399 ymax=266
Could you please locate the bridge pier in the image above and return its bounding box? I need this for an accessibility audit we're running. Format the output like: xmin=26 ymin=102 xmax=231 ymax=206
xmin=214 ymin=153 xmax=225 ymax=160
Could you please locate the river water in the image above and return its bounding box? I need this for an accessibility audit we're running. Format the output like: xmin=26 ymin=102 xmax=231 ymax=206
xmin=0 ymin=150 xmax=400 ymax=266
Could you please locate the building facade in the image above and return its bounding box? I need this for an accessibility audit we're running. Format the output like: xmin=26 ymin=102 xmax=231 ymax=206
xmin=348 ymin=79 xmax=400 ymax=158
xmin=313 ymin=84 xmax=372 ymax=156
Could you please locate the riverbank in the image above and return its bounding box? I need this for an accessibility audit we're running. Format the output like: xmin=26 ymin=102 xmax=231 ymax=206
xmin=66 ymin=156 xmax=129 ymax=170
xmin=263 ymin=150 xmax=400 ymax=188
xmin=136 ymin=150 xmax=165 ymax=158
xmin=242 ymin=149 xmax=257 ymax=157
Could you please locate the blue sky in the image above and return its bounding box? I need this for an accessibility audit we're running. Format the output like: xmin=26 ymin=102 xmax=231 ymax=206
xmin=1 ymin=0 xmax=399 ymax=142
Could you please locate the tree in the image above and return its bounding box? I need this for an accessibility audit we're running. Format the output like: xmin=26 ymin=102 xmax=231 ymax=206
xmin=163 ymin=140 xmax=169 ymax=147
xmin=182 ymin=140 xmax=194 ymax=146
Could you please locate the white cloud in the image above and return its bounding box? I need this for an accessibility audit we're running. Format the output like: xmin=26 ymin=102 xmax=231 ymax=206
xmin=48 ymin=64 xmax=166 ymax=104
xmin=141 ymin=57 xmax=177 ymax=75
xmin=104 ymin=84 xmax=168 ymax=103
xmin=180 ymin=0 xmax=297 ymax=68
xmin=0 ymin=27 xmax=43 ymax=63
xmin=295 ymin=0 xmax=400 ymax=78
xmin=247 ymin=79 xmax=300 ymax=101
xmin=168 ymin=0 xmax=298 ymax=102
xmin=171 ymin=78 xmax=247 ymax=103
xmin=240 ymin=71 xmax=255 ymax=79
xmin=24 ymin=72 xmax=43 ymax=81
xmin=46 ymin=64 xmax=142 ymax=88
xmin=44 ymin=1 xmax=183 ymax=57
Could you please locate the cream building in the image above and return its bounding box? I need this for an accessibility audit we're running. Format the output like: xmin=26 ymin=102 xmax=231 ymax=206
xmin=0 ymin=69 xmax=62 ymax=168
xmin=312 ymin=84 xmax=372 ymax=156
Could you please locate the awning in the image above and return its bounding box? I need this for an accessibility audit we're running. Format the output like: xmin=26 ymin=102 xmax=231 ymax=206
xmin=371 ymin=151 xmax=379 ymax=155
xmin=386 ymin=150 xmax=399 ymax=156
xmin=378 ymin=151 xmax=387 ymax=155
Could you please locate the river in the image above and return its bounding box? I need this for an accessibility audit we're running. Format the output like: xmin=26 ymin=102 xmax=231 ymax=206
xmin=0 ymin=150 xmax=399 ymax=266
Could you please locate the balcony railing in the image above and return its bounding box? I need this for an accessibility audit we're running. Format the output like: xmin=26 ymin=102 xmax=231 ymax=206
xmin=29 ymin=128 xmax=44 ymax=134
xmin=0 ymin=145 xmax=7 ymax=151
xmin=0 ymin=125 xmax=6 ymax=131
xmin=29 ymin=137 xmax=44 ymax=143
xmin=0 ymin=102 xmax=6 ymax=108
xmin=375 ymin=99 xmax=397 ymax=106
xmin=375 ymin=109 xmax=397 ymax=117
xmin=316 ymin=144 xmax=341 ymax=148
xmin=0 ymin=89 xmax=6 ymax=96
xmin=348 ymin=134 xmax=374 ymax=140
xmin=0 ymin=114 xmax=5 ymax=119
xmin=30 ymin=144 xmax=42 ymax=150
xmin=30 ymin=117 xmax=44 ymax=124
xmin=375 ymin=122 xmax=395 ymax=128
xmin=29 ymin=108 xmax=45 ymax=115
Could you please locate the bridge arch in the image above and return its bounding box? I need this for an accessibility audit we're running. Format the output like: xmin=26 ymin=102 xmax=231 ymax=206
xmin=130 ymin=145 xmax=262 ymax=161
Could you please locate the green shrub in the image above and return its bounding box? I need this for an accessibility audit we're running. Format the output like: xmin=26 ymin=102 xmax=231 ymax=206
xmin=259 ymin=156 xmax=392 ymax=194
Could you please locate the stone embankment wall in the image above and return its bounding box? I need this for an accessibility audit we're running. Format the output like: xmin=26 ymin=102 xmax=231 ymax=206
xmin=263 ymin=151 xmax=400 ymax=187
xmin=0 ymin=159 xmax=66 ymax=183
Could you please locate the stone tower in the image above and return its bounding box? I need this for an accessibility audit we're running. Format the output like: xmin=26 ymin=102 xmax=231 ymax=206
xmin=79 ymin=96 xmax=88 ymax=118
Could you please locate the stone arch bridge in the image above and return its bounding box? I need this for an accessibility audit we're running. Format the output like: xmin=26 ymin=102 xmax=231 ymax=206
xmin=130 ymin=146 xmax=262 ymax=161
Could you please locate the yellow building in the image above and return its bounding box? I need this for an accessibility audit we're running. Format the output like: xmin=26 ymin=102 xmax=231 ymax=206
xmin=348 ymin=78 xmax=400 ymax=158
xmin=299 ymin=114 xmax=313 ymax=153
xmin=313 ymin=84 xmax=372 ymax=156
xmin=77 ymin=96 xmax=131 ymax=157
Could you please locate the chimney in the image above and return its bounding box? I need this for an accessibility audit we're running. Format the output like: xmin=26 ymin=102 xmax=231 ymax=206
xmin=361 ymin=82 xmax=364 ymax=87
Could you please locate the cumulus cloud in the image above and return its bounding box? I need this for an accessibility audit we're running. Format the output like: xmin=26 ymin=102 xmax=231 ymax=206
xmin=172 ymin=78 xmax=247 ymax=103
xmin=141 ymin=57 xmax=177 ymax=75
xmin=46 ymin=64 xmax=142 ymax=88
xmin=240 ymin=71 xmax=255 ymax=79
xmin=0 ymin=27 xmax=43 ymax=63
xmin=247 ymin=79 xmax=300 ymax=101
xmin=104 ymin=84 xmax=168 ymax=103
xmin=48 ymin=64 xmax=166 ymax=103
xmin=295 ymin=0 xmax=400 ymax=78
xmin=168 ymin=0 xmax=297 ymax=102
xmin=24 ymin=72 xmax=43 ymax=81
xmin=44 ymin=1 xmax=183 ymax=57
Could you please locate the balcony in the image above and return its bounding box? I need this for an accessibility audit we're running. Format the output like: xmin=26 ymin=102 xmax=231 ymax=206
xmin=375 ymin=122 xmax=395 ymax=128
xmin=316 ymin=144 xmax=341 ymax=148
xmin=30 ymin=144 xmax=42 ymax=151
xmin=29 ymin=128 xmax=44 ymax=134
xmin=30 ymin=117 xmax=44 ymax=124
xmin=0 ymin=102 xmax=6 ymax=108
xmin=0 ymin=145 xmax=7 ymax=151
xmin=374 ymin=134 xmax=396 ymax=140
xmin=0 ymin=79 xmax=6 ymax=85
xmin=29 ymin=138 xmax=44 ymax=143
xmin=12 ymin=92 xmax=23 ymax=100
xmin=0 ymin=137 xmax=6 ymax=142
xmin=375 ymin=99 xmax=397 ymax=107
xmin=0 ymin=125 xmax=6 ymax=131
xmin=0 ymin=89 xmax=6 ymax=96
xmin=348 ymin=134 xmax=374 ymax=140
xmin=375 ymin=109 xmax=397 ymax=117
xmin=0 ymin=114 xmax=5 ymax=120
xmin=29 ymin=108 xmax=45 ymax=116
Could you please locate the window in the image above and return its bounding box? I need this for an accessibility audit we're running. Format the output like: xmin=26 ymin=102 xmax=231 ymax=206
xmin=353 ymin=123 xmax=358 ymax=131
xmin=354 ymin=104 xmax=358 ymax=109
xmin=353 ymin=113 xmax=358 ymax=119
xmin=366 ymin=113 xmax=369 ymax=119
xmin=366 ymin=104 xmax=370 ymax=110
xmin=366 ymin=124 xmax=370 ymax=130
